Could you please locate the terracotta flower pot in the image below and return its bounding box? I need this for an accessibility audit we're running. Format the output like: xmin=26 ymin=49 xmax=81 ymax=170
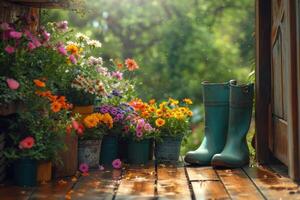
xmin=72 ymin=105 xmax=94 ymax=118
xmin=55 ymin=134 xmax=78 ymax=178
xmin=37 ymin=161 xmax=52 ymax=182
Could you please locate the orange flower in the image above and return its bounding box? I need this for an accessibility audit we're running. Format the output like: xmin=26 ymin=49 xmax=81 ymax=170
xmin=117 ymin=63 xmax=123 ymax=69
xmin=155 ymin=118 xmax=165 ymax=127
xmin=149 ymin=99 xmax=156 ymax=105
xmin=33 ymin=79 xmax=46 ymax=87
xmin=51 ymin=101 xmax=62 ymax=112
xmin=125 ymin=58 xmax=139 ymax=71
xmin=66 ymin=44 xmax=79 ymax=55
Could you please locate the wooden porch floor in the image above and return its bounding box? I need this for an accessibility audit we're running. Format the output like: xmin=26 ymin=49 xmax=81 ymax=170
xmin=1 ymin=159 xmax=300 ymax=199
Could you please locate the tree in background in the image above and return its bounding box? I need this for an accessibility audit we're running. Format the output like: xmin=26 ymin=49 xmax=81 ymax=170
xmin=43 ymin=0 xmax=254 ymax=104
xmin=43 ymin=0 xmax=255 ymax=153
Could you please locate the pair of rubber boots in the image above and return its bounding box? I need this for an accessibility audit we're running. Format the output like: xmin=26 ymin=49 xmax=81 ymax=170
xmin=185 ymin=80 xmax=254 ymax=168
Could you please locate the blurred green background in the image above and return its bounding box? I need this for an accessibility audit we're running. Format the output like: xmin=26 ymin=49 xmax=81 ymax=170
xmin=43 ymin=0 xmax=255 ymax=156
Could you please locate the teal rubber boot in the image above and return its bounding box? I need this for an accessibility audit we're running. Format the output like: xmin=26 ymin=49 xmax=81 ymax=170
xmin=184 ymin=81 xmax=231 ymax=165
xmin=211 ymin=82 xmax=254 ymax=168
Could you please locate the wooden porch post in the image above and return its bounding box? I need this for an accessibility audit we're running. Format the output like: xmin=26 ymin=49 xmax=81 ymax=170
xmin=255 ymin=0 xmax=272 ymax=164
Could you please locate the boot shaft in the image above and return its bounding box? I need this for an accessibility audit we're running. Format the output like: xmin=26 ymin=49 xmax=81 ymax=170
xmin=227 ymin=83 xmax=254 ymax=140
xmin=202 ymin=82 xmax=230 ymax=149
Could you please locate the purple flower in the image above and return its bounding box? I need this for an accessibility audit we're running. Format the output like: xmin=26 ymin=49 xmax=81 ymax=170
xmin=9 ymin=31 xmax=22 ymax=39
xmin=110 ymin=107 xmax=118 ymax=116
xmin=79 ymin=163 xmax=89 ymax=173
xmin=112 ymin=159 xmax=122 ymax=169
xmin=112 ymin=90 xmax=122 ymax=97
xmin=111 ymin=71 xmax=123 ymax=80
xmin=116 ymin=113 xmax=124 ymax=119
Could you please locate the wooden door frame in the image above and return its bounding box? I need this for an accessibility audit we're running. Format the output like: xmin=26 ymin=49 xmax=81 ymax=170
xmin=255 ymin=0 xmax=300 ymax=180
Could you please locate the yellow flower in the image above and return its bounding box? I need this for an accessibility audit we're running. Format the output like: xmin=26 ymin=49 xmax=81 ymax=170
xmin=66 ymin=44 xmax=79 ymax=55
xmin=187 ymin=110 xmax=193 ymax=117
xmin=155 ymin=118 xmax=165 ymax=127
xmin=83 ymin=115 xmax=99 ymax=128
xmin=169 ymin=98 xmax=179 ymax=105
xmin=156 ymin=109 xmax=163 ymax=117
xmin=148 ymin=106 xmax=156 ymax=113
xmin=101 ymin=113 xmax=113 ymax=129
xmin=183 ymin=98 xmax=193 ymax=105
xmin=179 ymin=107 xmax=187 ymax=113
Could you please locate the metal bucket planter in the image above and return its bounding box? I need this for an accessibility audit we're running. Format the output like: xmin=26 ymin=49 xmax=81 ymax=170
xmin=155 ymin=136 xmax=183 ymax=163
xmin=100 ymin=135 xmax=118 ymax=165
xmin=13 ymin=158 xmax=37 ymax=187
xmin=78 ymin=139 xmax=102 ymax=168
xmin=128 ymin=139 xmax=150 ymax=165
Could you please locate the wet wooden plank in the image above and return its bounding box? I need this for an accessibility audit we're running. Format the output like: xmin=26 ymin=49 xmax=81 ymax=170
xmin=157 ymin=163 xmax=191 ymax=200
xmin=29 ymin=177 xmax=77 ymax=200
xmin=191 ymin=181 xmax=230 ymax=200
xmin=243 ymin=166 xmax=300 ymax=199
xmin=185 ymin=166 xmax=219 ymax=181
xmin=71 ymin=169 xmax=122 ymax=200
xmin=217 ymin=169 xmax=264 ymax=200
xmin=0 ymin=185 xmax=34 ymax=200
xmin=115 ymin=163 xmax=156 ymax=200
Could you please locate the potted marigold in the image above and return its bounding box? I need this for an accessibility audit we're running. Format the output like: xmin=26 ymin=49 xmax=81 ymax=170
xmin=130 ymin=98 xmax=193 ymax=163
xmin=75 ymin=112 xmax=113 ymax=169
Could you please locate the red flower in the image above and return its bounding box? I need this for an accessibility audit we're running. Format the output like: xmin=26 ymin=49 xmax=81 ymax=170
xmin=19 ymin=137 xmax=35 ymax=149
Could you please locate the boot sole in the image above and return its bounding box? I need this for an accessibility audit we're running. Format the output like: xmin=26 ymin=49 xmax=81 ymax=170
xmin=211 ymin=159 xmax=249 ymax=168
xmin=184 ymin=156 xmax=211 ymax=166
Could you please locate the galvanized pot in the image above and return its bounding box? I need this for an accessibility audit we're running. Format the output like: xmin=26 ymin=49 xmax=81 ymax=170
xmin=155 ymin=136 xmax=183 ymax=163
xmin=78 ymin=139 xmax=102 ymax=168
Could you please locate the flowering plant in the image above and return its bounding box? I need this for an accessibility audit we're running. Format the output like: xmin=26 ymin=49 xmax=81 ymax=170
xmin=129 ymin=98 xmax=193 ymax=137
xmin=4 ymin=79 xmax=72 ymax=161
xmin=125 ymin=115 xmax=158 ymax=141
xmin=67 ymin=112 xmax=114 ymax=140
xmin=95 ymin=103 xmax=134 ymax=137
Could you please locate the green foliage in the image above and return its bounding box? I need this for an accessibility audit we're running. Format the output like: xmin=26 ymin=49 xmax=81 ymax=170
xmin=43 ymin=0 xmax=254 ymax=105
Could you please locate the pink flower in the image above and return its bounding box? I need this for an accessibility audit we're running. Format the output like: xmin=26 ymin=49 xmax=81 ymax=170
xmin=6 ymin=78 xmax=20 ymax=90
xmin=56 ymin=21 xmax=68 ymax=31
xmin=136 ymin=130 xmax=143 ymax=138
xmin=112 ymin=159 xmax=122 ymax=169
xmin=137 ymin=119 xmax=145 ymax=127
xmin=42 ymin=31 xmax=50 ymax=42
xmin=76 ymin=124 xmax=85 ymax=136
xmin=111 ymin=71 xmax=123 ymax=80
xmin=57 ymin=45 xmax=67 ymax=56
xmin=79 ymin=163 xmax=89 ymax=173
xmin=98 ymin=165 xmax=105 ymax=171
xmin=144 ymin=123 xmax=153 ymax=132
xmin=69 ymin=55 xmax=77 ymax=64
xmin=9 ymin=31 xmax=22 ymax=39
xmin=0 ymin=22 xmax=11 ymax=31
xmin=19 ymin=137 xmax=35 ymax=149
xmin=5 ymin=45 xmax=15 ymax=54
xmin=28 ymin=42 xmax=36 ymax=51
xmin=72 ymin=120 xmax=79 ymax=130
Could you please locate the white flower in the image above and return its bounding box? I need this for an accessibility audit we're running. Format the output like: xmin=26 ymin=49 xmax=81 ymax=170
xmin=87 ymin=56 xmax=103 ymax=66
xmin=76 ymin=33 xmax=89 ymax=41
xmin=87 ymin=39 xmax=102 ymax=48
